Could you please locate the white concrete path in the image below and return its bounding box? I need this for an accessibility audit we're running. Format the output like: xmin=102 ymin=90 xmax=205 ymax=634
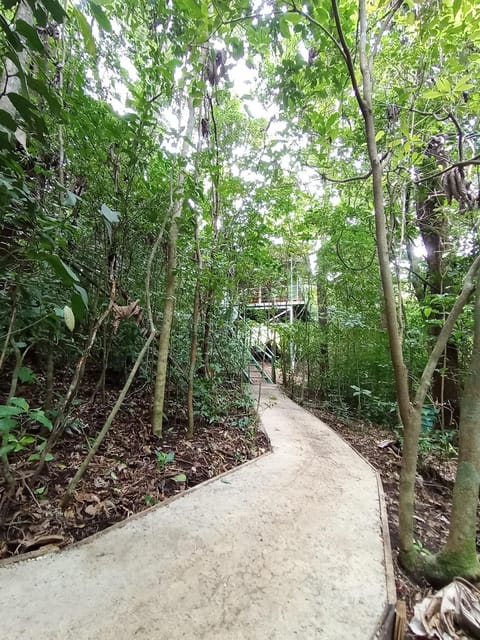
xmin=0 ymin=385 xmax=391 ymax=639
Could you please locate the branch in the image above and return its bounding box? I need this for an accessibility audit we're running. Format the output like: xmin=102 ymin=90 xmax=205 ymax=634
xmin=61 ymin=330 xmax=156 ymax=506
xmin=319 ymin=151 xmax=391 ymax=183
xmin=330 ymin=0 xmax=367 ymax=117
xmin=373 ymin=0 xmax=404 ymax=57
xmin=410 ymin=107 xmax=451 ymax=122
xmin=414 ymin=253 xmax=480 ymax=409
xmin=416 ymin=154 xmax=480 ymax=183
xmin=448 ymin=111 xmax=464 ymax=162
xmin=287 ymin=2 xmax=346 ymax=64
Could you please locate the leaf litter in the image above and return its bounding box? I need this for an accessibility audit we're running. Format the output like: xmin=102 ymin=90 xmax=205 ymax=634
xmin=0 ymin=382 xmax=269 ymax=559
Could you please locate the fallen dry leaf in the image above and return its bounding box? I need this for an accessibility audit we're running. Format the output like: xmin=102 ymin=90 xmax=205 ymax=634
xmin=409 ymin=578 xmax=480 ymax=639
xmin=23 ymin=534 xmax=64 ymax=551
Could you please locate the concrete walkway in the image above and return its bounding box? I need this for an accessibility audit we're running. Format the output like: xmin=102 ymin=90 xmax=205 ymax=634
xmin=0 ymin=385 xmax=392 ymax=639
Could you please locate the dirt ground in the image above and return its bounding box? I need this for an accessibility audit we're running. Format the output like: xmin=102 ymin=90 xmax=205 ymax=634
xmin=0 ymin=380 xmax=268 ymax=559
xmin=306 ymin=402 xmax=461 ymax=634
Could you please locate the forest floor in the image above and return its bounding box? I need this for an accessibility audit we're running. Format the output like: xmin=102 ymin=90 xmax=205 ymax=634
xmin=304 ymin=401 xmax=459 ymax=632
xmin=0 ymin=376 xmax=268 ymax=559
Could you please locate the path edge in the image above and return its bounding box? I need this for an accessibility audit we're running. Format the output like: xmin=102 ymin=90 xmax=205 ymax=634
xmin=0 ymin=443 xmax=272 ymax=569
xmin=296 ymin=400 xmax=398 ymax=637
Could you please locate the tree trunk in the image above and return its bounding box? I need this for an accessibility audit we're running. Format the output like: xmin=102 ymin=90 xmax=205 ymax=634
xmin=187 ymin=215 xmax=203 ymax=438
xmin=152 ymin=97 xmax=195 ymax=437
xmin=316 ymin=268 xmax=329 ymax=394
xmin=44 ymin=346 xmax=54 ymax=410
xmin=425 ymin=274 xmax=480 ymax=585
xmin=416 ymin=195 xmax=460 ymax=427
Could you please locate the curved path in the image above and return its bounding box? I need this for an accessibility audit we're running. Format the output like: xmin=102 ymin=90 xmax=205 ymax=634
xmin=0 ymin=385 xmax=393 ymax=639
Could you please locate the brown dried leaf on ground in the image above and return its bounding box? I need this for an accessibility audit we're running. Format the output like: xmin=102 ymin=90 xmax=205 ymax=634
xmin=0 ymin=379 xmax=269 ymax=560
xmin=409 ymin=578 xmax=480 ymax=639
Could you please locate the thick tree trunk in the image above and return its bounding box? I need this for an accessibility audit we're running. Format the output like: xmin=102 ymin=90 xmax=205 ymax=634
xmin=152 ymin=97 xmax=195 ymax=437
xmin=425 ymin=275 xmax=480 ymax=585
xmin=416 ymin=196 xmax=460 ymax=427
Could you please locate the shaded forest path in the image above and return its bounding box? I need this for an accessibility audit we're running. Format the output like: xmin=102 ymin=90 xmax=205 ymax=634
xmin=0 ymin=384 xmax=392 ymax=639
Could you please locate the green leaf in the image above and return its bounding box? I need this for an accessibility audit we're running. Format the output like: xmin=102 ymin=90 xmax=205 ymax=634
xmin=15 ymin=19 xmax=45 ymax=53
xmin=71 ymin=293 xmax=85 ymax=320
xmin=375 ymin=130 xmax=385 ymax=142
xmin=18 ymin=366 xmax=37 ymax=383
xmin=100 ymin=203 xmax=120 ymax=223
xmin=0 ymin=108 xmax=18 ymax=132
xmin=63 ymin=305 xmax=75 ymax=331
xmin=0 ymin=417 xmax=17 ymax=432
xmin=29 ymin=410 xmax=53 ymax=431
xmin=435 ymin=77 xmax=451 ymax=93
xmin=73 ymin=284 xmax=88 ymax=308
xmin=172 ymin=473 xmax=187 ymax=483
xmin=175 ymin=0 xmax=202 ymax=18
xmin=7 ymin=92 xmax=33 ymax=122
xmin=42 ymin=0 xmax=67 ymax=23
xmin=282 ymin=12 xmax=302 ymax=24
xmin=279 ymin=17 xmax=291 ymax=39
xmin=41 ymin=254 xmax=80 ymax=286
xmin=0 ymin=405 xmax=23 ymax=418
xmin=423 ymin=89 xmax=442 ymax=99
xmin=63 ymin=190 xmax=78 ymax=207
xmin=424 ymin=307 xmax=432 ymax=318
xmin=453 ymin=0 xmax=462 ymax=16
xmin=26 ymin=76 xmax=62 ymax=115
xmin=0 ymin=444 xmax=15 ymax=457
xmin=28 ymin=451 xmax=54 ymax=462
xmin=10 ymin=396 xmax=29 ymax=411
xmin=88 ymin=1 xmax=112 ymax=32
xmin=230 ymin=37 xmax=244 ymax=60
xmin=454 ymin=79 xmax=474 ymax=93
xmin=74 ymin=7 xmax=97 ymax=56
xmin=0 ymin=14 xmax=23 ymax=52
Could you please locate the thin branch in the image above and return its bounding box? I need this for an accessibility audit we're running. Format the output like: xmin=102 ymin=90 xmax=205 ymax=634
xmin=373 ymin=0 xmax=404 ymax=57
xmin=319 ymin=151 xmax=391 ymax=183
xmin=410 ymin=107 xmax=451 ymax=122
xmin=287 ymin=2 xmax=346 ymax=63
xmin=448 ymin=111 xmax=464 ymax=162
xmin=416 ymin=154 xmax=480 ymax=183
xmin=330 ymin=0 xmax=367 ymax=117
xmin=414 ymin=253 xmax=480 ymax=409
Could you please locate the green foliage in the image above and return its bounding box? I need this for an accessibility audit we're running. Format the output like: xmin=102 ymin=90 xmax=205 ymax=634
xmin=0 ymin=397 xmax=53 ymax=461
xmin=155 ymin=450 xmax=175 ymax=472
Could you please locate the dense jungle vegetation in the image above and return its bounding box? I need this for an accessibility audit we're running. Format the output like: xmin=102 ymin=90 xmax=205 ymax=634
xmin=1 ymin=0 xmax=480 ymax=588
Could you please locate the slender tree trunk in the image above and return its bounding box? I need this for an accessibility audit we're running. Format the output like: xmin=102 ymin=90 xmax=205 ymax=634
xmin=34 ymin=279 xmax=116 ymax=476
xmin=200 ymin=291 xmax=213 ymax=376
xmin=152 ymin=97 xmax=196 ymax=437
xmin=62 ymin=331 xmax=156 ymax=505
xmin=316 ymin=269 xmax=328 ymax=394
xmin=44 ymin=346 xmax=54 ymax=410
xmin=187 ymin=280 xmax=201 ymax=438
xmin=187 ymin=211 xmax=203 ymax=438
